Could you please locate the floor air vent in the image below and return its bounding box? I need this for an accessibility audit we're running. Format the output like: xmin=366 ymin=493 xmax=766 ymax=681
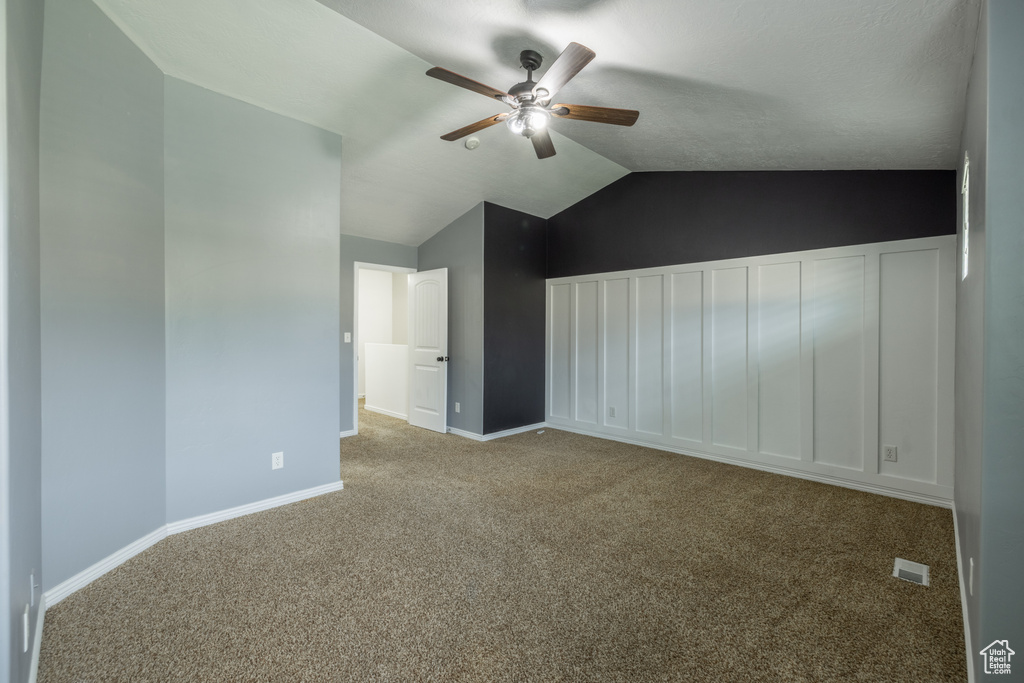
xmin=893 ymin=558 xmax=930 ymax=586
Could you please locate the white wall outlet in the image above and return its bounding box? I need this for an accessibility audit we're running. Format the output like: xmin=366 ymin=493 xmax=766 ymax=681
xmin=454 ymin=402 xmax=460 ymax=413
xmin=883 ymin=445 xmax=897 ymax=462
xmin=344 ymin=332 xmax=351 ymax=343
xmin=272 ymin=451 xmax=284 ymax=470
xmin=608 ymin=406 xmax=616 ymax=418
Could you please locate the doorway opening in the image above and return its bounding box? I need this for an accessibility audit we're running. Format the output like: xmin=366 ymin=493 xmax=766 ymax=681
xmin=353 ymin=262 xmax=415 ymax=434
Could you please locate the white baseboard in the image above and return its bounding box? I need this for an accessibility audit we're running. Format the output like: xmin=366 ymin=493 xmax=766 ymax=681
xmin=364 ymin=405 xmax=408 ymax=420
xmin=952 ymin=503 xmax=975 ymax=683
xmin=43 ymin=525 xmax=168 ymax=607
xmin=446 ymin=426 xmax=482 ymax=440
xmin=548 ymin=423 xmax=953 ymax=508
xmin=340 ymin=428 xmax=357 ymax=438
xmin=43 ymin=480 xmax=345 ymax=608
xmin=448 ymin=422 xmax=548 ymax=442
xmin=27 ymin=593 xmax=46 ymax=683
xmin=166 ymin=481 xmax=344 ymax=535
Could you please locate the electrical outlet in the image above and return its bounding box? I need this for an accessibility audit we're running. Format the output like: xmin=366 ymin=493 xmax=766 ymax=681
xmin=272 ymin=451 xmax=284 ymax=470
xmin=344 ymin=332 xmax=351 ymax=343
xmin=883 ymin=445 xmax=897 ymax=462
xmin=608 ymin=406 xmax=616 ymax=418
xmin=455 ymin=402 xmax=460 ymax=413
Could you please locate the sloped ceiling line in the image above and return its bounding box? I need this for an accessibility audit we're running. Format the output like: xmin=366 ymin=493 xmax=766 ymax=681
xmin=91 ymin=0 xmax=978 ymax=245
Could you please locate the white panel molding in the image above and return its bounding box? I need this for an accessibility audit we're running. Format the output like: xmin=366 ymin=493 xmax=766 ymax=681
xmin=43 ymin=481 xmax=344 ymax=607
xmin=549 ymin=422 xmax=952 ymax=507
xmin=548 ymin=284 xmax=571 ymax=420
xmin=448 ymin=423 xmax=548 ymax=442
xmin=546 ymin=236 xmax=956 ymax=504
xmin=864 ymin=251 xmax=882 ymax=476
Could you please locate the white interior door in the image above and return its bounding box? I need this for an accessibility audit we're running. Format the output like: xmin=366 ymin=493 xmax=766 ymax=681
xmin=407 ymin=268 xmax=448 ymax=432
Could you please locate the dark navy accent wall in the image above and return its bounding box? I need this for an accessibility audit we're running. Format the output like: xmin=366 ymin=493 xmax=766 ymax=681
xmin=547 ymin=170 xmax=956 ymax=278
xmin=483 ymin=203 xmax=547 ymax=435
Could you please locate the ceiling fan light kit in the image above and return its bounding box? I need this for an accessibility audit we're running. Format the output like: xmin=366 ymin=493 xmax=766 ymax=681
xmin=427 ymin=42 xmax=639 ymax=159
xmin=505 ymin=105 xmax=550 ymax=138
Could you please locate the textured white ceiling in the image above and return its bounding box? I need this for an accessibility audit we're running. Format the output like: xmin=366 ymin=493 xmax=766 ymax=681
xmin=92 ymin=0 xmax=979 ymax=245
xmin=317 ymin=0 xmax=980 ymax=171
xmin=90 ymin=0 xmax=628 ymax=246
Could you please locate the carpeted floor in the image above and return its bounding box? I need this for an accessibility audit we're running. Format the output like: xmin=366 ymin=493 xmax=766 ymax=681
xmin=38 ymin=407 xmax=966 ymax=682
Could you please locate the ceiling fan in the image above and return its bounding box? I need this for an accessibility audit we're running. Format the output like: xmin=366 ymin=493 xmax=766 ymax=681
xmin=426 ymin=42 xmax=639 ymax=160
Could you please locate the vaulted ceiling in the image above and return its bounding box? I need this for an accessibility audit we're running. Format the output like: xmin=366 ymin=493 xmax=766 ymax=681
xmin=92 ymin=0 xmax=979 ymax=245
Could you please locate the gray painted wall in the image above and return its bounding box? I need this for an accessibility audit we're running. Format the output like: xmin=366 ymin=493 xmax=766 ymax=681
xmin=39 ymin=0 xmax=166 ymax=592
xmin=339 ymin=234 xmax=416 ymax=433
xmin=980 ymin=0 xmax=1024 ymax=668
xmin=955 ymin=0 xmax=986 ymax=675
xmin=957 ymin=2 xmax=1024 ymax=676
xmin=3 ymin=0 xmax=44 ymax=677
xmin=164 ymin=78 xmax=342 ymax=522
xmin=418 ymin=204 xmax=485 ymax=435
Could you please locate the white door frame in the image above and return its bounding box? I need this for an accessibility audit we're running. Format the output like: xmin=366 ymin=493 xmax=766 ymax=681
xmin=353 ymin=262 xmax=416 ymax=434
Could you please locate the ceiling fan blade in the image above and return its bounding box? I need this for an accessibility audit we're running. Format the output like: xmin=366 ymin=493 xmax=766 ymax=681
xmin=426 ymin=67 xmax=510 ymax=101
xmin=533 ymin=43 xmax=596 ymax=102
xmin=550 ymin=103 xmax=639 ymax=126
xmin=440 ymin=113 xmax=509 ymax=142
xmin=531 ymin=129 xmax=556 ymax=159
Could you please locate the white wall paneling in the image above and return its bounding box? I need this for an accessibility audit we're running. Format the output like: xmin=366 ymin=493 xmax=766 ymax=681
xmin=669 ymin=272 xmax=703 ymax=443
xmin=757 ymin=262 xmax=802 ymax=459
xmin=546 ymin=236 xmax=956 ymax=504
xmin=634 ymin=275 xmax=664 ymax=436
xmin=603 ymin=279 xmax=630 ymax=430
xmin=711 ymin=267 xmax=748 ymax=450
xmin=878 ymin=249 xmax=941 ymax=483
xmin=811 ymin=256 xmax=866 ymax=471
xmin=575 ymin=281 xmax=599 ymax=424
xmin=548 ymin=283 xmax=571 ymax=420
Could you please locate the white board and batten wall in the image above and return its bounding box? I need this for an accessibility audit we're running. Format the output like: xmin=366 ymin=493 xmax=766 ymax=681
xmin=546 ymin=236 xmax=955 ymax=505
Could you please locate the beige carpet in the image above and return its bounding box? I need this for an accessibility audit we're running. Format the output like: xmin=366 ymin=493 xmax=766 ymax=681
xmin=39 ymin=408 xmax=966 ymax=681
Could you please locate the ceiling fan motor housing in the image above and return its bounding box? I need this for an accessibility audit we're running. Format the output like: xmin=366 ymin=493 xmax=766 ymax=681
xmin=519 ymin=49 xmax=543 ymax=72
